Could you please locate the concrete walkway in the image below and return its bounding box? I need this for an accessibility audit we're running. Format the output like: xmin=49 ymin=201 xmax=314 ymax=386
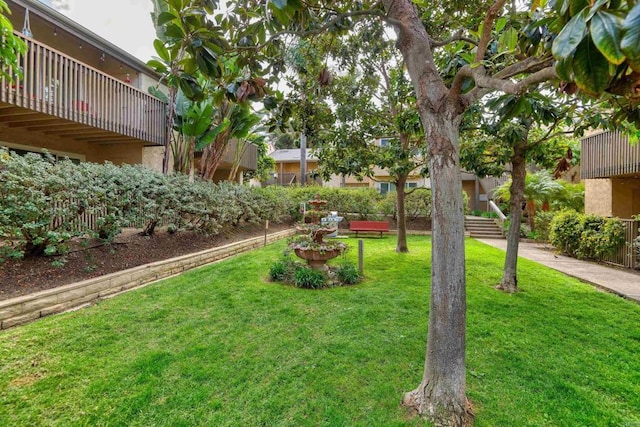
xmin=476 ymin=238 xmax=640 ymax=303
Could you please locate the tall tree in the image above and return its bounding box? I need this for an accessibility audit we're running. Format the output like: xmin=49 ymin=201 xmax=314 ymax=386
xmin=149 ymin=0 xmax=265 ymax=178
xmin=461 ymin=93 xmax=580 ymax=292
xmin=315 ymin=24 xmax=426 ymax=253
xmin=190 ymin=1 xmax=639 ymax=424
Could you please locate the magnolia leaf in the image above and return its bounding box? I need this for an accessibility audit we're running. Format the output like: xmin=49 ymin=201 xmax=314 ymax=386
xmin=586 ymin=0 xmax=610 ymax=20
xmin=495 ymin=16 xmax=508 ymax=33
xmin=621 ymin=2 xmax=640 ymax=71
xmin=164 ymin=23 xmax=185 ymax=39
xmin=156 ymin=11 xmax=177 ymax=26
xmin=556 ymin=53 xmax=573 ymax=82
xmin=153 ymin=39 xmax=170 ymax=62
xmin=146 ymin=59 xmax=168 ymax=74
xmin=552 ymin=7 xmax=588 ymax=60
xmin=572 ymin=38 xmax=611 ymax=96
xmin=591 ymin=11 xmax=626 ymax=65
xmin=569 ymin=0 xmax=589 ymax=17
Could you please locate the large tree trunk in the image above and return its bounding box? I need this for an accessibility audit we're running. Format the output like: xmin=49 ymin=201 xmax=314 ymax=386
xmin=384 ymin=1 xmax=472 ymax=424
xmin=497 ymin=150 xmax=526 ymax=293
xmin=396 ymin=173 xmax=409 ymax=253
xmin=402 ymin=113 xmax=472 ymax=427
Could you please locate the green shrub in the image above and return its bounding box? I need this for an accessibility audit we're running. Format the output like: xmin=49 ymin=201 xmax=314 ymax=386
xmin=0 ymin=151 xmax=87 ymax=261
xmin=550 ymin=210 xmax=626 ymax=260
xmin=596 ymin=218 xmax=626 ymax=258
xmin=0 ymin=148 xmax=297 ymax=263
xmin=551 ymin=181 xmax=585 ymax=212
xmin=336 ymin=262 xmax=362 ymax=285
xmin=376 ymin=191 xmax=397 ymax=218
xmin=294 ymin=266 xmax=327 ymax=289
xmin=269 ymin=253 xmax=297 ymax=282
xmin=269 ymin=260 xmax=289 ymax=282
xmin=534 ymin=211 xmax=556 ymax=242
xmin=549 ymin=210 xmax=583 ymax=256
xmin=575 ymin=214 xmax=625 ymax=260
xmin=405 ymin=188 xmax=432 ymax=219
xmin=576 ymin=215 xmax=606 ymax=259
xmin=287 ymin=187 xmax=381 ymax=219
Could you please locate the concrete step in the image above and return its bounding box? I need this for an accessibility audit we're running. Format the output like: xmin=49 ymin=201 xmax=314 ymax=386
xmin=466 ymin=224 xmax=500 ymax=229
xmin=465 ymin=216 xmax=504 ymax=239
xmin=470 ymin=233 xmax=504 ymax=239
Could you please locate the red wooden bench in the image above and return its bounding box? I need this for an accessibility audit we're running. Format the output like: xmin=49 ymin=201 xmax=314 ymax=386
xmin=349 ymin=220 xmax=390 ymax=237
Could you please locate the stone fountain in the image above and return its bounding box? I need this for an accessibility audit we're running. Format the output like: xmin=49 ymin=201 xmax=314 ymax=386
xmin=289 ymin=194 xmax=346 ymax=270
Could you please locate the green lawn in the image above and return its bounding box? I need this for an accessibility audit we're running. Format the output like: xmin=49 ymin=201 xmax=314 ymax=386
xmin=1 ymin=236 xmax=639 ymax=426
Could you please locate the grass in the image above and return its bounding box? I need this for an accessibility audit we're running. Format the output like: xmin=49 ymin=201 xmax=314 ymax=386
xmin=1 ymin=236 xmax=639 ymax=426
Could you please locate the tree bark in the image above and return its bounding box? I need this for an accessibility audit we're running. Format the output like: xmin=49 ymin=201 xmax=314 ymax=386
xmin=526 ymin=200 xmax=536 ymax=232
xmin=497 ymin=150 xmax=526 ymax=293
xmin=396 ymin=173 xmax=409 ymax=253
xmin=162 ymin=86 xmax=177 ymax=175
xmin=402 ymin=113 xmax=472 ymax=427
xmin=383 ymin=1 xmax=472 ymax=424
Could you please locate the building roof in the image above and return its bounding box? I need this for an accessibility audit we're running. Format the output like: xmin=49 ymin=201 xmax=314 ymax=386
xmin=9 ymin=0 xmax=160 ymax=79
xmin=269 ymin=149 xmax=318 ymax=162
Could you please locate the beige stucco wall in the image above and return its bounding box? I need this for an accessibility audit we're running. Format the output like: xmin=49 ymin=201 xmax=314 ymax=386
xmin=142 ymin=146 xmax=166 ymax=173
xmin=139 ymin=73 xmax=164 ymax=94
xmin=0 ymin=126 xmax=97 ymax=160
xmin=462 ymin=180 xmax=477 ymax=211
xmin=585 ymin=179 xmax=613 ymax=216
xmin=96 ymin=143 xmax=143 ymax=165
xmin=277 ymin=161 xmax=319 ymax=177
xmin=611 ymin=178 xmax=640 ymax=218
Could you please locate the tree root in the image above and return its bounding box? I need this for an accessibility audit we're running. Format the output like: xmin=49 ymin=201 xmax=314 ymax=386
xmin=495 ymin=282 xmax=520 ymax=293
xmin=402 ymin=388 xmax=474 ymax=427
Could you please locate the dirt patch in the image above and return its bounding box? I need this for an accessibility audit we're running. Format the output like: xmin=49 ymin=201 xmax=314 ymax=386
xmin=0 ymin=222 xmax=292 ymax=302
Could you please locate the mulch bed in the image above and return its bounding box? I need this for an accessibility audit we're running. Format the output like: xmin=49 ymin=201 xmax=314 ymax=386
xmin=0 ymin=222 xmax=292 ymax=302
xmin=0 ymin=217 xmax=430 ymax=302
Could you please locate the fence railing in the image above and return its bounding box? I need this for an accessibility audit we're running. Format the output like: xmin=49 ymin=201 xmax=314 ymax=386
xmin=50 ymin=199 xmax=177 ymax=235
xmin=581 ymin=131 xmax=640 ymax=179
xmin=602 ymin=219 xmax=639 ymax=269
xmin=1 ymin=32 xmax=166 ymax=145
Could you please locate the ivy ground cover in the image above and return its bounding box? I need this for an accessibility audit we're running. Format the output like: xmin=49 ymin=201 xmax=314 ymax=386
xmin=1 ymin=236 xmax=639 ymax=426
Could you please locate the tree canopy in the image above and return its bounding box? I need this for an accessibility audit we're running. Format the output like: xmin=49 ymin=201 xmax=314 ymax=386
xmin=145 ymin=1 xmax=639 ymax=424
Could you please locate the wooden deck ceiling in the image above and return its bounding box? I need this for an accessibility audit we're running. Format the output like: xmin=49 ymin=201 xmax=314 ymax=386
xmin=0 ymin=104 xmax=152 ymax=145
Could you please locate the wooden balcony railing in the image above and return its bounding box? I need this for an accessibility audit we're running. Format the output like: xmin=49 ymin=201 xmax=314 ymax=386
xmin=581 ymin=131 xmax=640 ymax=179
xmin=220 ymin=139 xmax=258 ymax=171
xmin=0 ymin=32 xmax=166 ymax=145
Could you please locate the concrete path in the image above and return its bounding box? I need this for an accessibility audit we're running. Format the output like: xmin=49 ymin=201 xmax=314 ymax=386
xmin=476 ymin=238 xmax=640 ymax=303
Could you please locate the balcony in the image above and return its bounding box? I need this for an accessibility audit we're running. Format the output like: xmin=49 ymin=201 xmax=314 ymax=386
xmin=219 ymin=139 xmax=258 ymax=172
xmin=581 ymin=131 xmax=640 ymax=179
xmin=0 ymin=32 xmax=166 ymax=146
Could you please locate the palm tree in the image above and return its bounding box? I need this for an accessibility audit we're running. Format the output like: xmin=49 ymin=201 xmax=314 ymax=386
xmin=494 ymin=170 xmax=563 ymax=231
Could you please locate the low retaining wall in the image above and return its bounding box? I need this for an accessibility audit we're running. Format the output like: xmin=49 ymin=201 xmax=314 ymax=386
xmin=0 ymin=229 xmax=296 ymax=330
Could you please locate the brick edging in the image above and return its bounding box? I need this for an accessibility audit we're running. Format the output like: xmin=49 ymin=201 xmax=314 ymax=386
xmin=0 ymin=229 xmax=296 ymax=330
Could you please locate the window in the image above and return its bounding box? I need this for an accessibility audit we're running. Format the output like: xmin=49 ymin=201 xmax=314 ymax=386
xmin=379 ymin=138 xmax=391 ymax=147
xmin=380 ymin=182 xmax=396 ymax=194
xmin=0 ymin=143 xmax=84 ymax=163
xmin=406 ymin=182 xmax=418 ymax=189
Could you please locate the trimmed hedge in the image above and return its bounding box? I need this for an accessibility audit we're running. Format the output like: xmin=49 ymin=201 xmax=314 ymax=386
xmin=1 ymin=148 xmax=444 ymax=263
xmin=0 ymin=149 xmax=292 ymax=262
xmin=549 ymin=210 xmax=626 ymax=260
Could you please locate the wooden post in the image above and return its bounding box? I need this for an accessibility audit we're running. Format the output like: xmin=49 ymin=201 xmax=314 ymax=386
xmin=264 ymin=220 xmax=269 ymax=246
xmin=358 ymin=239 xmax=364 ymax=274
xmin=300 ymin=133 xmax=307 ymax=186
